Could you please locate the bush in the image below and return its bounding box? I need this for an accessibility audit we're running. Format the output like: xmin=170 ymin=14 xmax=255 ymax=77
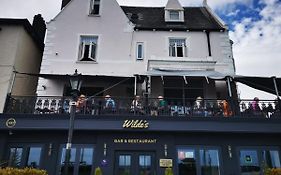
xmin=94 ymin=167 xmax=102 ymax=175
xmin=0 ymin=167 xmax=48 ymax=175
xmin=165 ymin=167 xmax=173 ymax=175
xmin=265 ymin=168 xmax=281 ymax=175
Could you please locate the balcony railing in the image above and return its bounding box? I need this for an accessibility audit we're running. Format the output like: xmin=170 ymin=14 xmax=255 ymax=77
xmin=4 ymin=95 xmax=281 ymax=118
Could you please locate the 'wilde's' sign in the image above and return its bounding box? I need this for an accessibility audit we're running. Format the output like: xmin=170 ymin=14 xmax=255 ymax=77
xmin=123 ymin=120 xmax=149 ymax=129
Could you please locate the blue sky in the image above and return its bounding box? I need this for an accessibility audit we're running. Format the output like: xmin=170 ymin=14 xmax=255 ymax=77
xmin=0 ymin=0 xmax=281 ymax=99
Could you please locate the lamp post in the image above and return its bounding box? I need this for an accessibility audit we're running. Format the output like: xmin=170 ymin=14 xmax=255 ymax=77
xmin=64 ymin=69 xmax=82 ymax=175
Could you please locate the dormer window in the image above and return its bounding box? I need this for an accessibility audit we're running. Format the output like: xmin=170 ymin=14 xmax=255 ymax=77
xmin=164 ymin=0 xmax=184 ymax=22
xmin=165 ymin=10 xmax=184 ymax=22
xmin=90 ymin=0 xmax=100 ymax=15
xmin=169 ymin=11 xmax=180 ymax=20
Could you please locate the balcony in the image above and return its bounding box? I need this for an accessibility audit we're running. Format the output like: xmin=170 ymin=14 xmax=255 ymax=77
xmin=4 ymin=95 xmax=281 ymax=118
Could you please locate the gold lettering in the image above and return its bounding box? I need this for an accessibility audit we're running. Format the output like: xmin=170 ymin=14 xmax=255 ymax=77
xmin=122 ymin=120 xmax=149 ymax=129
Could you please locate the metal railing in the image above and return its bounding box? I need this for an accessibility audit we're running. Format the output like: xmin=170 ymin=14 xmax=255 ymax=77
xmin=4 ymin=95 xmax=281 ymax=118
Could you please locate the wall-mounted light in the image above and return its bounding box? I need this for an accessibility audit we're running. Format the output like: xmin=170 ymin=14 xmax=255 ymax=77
xmin=228 ymin=145 xmax=232 ymax=158
xmin=103 ymin=143 xmax=107 ymax=157
xmin=48 ymin=143 xmax=53 ymax=156
xmin=42 ymin=85 xmax=46 ymax=90
xmin=164 ymin=144 xmax=168 ymax=157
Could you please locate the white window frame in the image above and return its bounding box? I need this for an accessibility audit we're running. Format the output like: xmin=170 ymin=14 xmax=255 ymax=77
xmin=169 ymin=38 xmax=186 ymax=57
xmin=78 ymin=36 xmax=98 ymax=62
xmin=136 ymin=42 xmax=144 ymax=60
xmin=89 ymin=0 xmax=101 ymax=15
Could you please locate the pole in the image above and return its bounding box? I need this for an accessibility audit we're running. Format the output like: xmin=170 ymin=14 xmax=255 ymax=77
xmin=272 ymin=77 xmax=281 ymax=115
xmin=64 ymin=101 xmax=76 ymax=175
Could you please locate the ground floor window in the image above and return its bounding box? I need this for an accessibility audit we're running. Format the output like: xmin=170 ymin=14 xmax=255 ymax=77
xmin=239 ymin=148 xmax=281 ymax=175
xmin=8 ymin=146 xmax=42 ymax=168
xmin=178 ymin=147 xmax=221 ymax=175
xmin=59 ymin=145 xmax=94 ymax=175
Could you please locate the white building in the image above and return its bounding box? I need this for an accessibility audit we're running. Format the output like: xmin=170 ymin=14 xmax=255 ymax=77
xmin=37 ymin=0 xmax=235 ymax=104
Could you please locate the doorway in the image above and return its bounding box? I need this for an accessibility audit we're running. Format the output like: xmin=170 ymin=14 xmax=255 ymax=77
xmin=114 ymin=151 xmax=156 ymax=175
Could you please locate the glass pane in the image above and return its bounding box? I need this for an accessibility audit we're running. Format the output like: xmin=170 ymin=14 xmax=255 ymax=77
xmin=27 ymin=147 xmax=42 ymax=168
xmin=60 ymin=148 xmax=77 ymax=175
xmin=200 ymin=149 xmax=221 ymax=175
xmin=178 ymin=149 xmax=197 ymax=175
xmin=240 ymin=150 xmax=260 ymax=175
xmin=262 ymin=150 xmax=281 ymax=168
xmin=137 ymin=44 xmax=143 ymax=59
xmin=79 ymin=148 xmax=94 ymax=175
xmin=118 ymin=155 xmax=131 ymax=175
xmin=139 ymin=155 xmax=152 ymax=175
xmin=8 ymin=148 xmax=23 ymax=167
xmin=170 ymin=11 xmax=180 ymax=20
xmin=91 ymin=43 xmax=96 ymax=59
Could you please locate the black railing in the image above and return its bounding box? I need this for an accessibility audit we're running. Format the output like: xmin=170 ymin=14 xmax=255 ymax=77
xmin=4 ymin=96 xmax=281 ymax=118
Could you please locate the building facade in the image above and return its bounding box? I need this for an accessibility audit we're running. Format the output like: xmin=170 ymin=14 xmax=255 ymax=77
xmin=0 ymin=0 xmax=280 ymax=175
xmin=0 ymin=15 xmax=46 ymax=113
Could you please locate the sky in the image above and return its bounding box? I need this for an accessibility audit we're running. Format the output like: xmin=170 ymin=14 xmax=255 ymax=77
xmin=0 ymin=0 xmax=281 ymax=99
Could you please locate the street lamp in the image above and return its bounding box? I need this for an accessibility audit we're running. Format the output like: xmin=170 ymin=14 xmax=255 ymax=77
xmin=64 ymin=69 xmax=82 ymax=175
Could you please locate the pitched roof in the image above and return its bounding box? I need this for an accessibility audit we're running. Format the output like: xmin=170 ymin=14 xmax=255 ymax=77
xmin=121 ymin=6 xmax=225 ymax=31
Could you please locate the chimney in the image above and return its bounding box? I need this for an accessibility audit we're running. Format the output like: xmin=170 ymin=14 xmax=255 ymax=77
xmin=61 ymin=0 xmax=71 ymax=10
xmin=32 ymin=14 xmax=46 ymax=43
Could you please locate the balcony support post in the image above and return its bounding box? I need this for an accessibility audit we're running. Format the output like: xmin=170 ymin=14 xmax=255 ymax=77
xmin=226 ymin=76 xmax=236 ymax=116
xmin=272 ymin=77 xmax=281 ymax=115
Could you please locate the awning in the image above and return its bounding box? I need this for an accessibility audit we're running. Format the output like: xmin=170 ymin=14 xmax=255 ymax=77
xmin=144 ymin=68 xmax=229 ymax=79
xmin=233 ymin=76 xmax=281 ymax=96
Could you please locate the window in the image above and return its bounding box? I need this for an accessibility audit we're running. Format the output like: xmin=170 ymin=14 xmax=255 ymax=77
xmin=59 ymin=145 xmax=94 ymax=175
xmin=78 ymin=36 xmax=98 ymax=62
xmin=169 ymin=11 xmax=180 ymax=20
xmin=169 ymin=38 xmax=186 ymax=57
xmin=177 ymin=147 xmax=222 ymax=175
xmin=136 ymin=42 xmax=144 ymax=60
xmin=8 ymin=147 xmax=23 ymax=167
xmin=8 ymin=146 xmax=42 ymax=168
xmin=90 ymin=0 xmax=100 ymax=15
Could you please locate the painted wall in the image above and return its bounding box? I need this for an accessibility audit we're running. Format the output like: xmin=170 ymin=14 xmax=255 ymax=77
xmin=0 ymin=25 xmax=42 ymax=112
xmin=37 ymin=0 xmax=235 ymax=96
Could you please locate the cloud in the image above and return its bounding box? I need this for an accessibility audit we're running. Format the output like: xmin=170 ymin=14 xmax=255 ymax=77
xmin=229 ymin=0 xmax=281 ymax=99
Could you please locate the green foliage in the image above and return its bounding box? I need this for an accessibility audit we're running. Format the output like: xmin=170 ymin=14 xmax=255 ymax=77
xmin=94 ymin=167 xmax=102 ymax=175
xmin=165 ymin=167 xmax=173 ymax=175
xmin=0 ymin=167 xmax=48 ymax=175
xmin=265 ymin=168 xmax=281 ymax=175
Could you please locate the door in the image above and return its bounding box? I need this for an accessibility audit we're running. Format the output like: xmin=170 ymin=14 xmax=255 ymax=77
xmin=115 ymin=151 xmax=156 ymax=175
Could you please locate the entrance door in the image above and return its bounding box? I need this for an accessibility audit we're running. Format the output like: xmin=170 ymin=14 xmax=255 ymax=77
xmin=115 ymin=151 xmax=156 ymax=175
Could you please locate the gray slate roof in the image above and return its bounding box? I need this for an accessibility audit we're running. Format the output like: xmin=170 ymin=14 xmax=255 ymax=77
xmin=121 ymin=6 xmax=225 ymax=31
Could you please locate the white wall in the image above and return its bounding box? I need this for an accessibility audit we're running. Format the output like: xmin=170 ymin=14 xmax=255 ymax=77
xmin=38 ymin=0 xmax=235 ymax=96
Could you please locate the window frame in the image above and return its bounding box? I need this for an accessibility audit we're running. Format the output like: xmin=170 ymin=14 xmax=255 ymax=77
xmin=57 ymin=144 xmax=95 ymax=175
xmin=89 ymin=0 xmax=101 ymax=16
xmin=136 ymin=42 xmax=144 ymax=60
xmin=169 ymin=38 xmax=187 ymax=57
xmin=6 ymin=144 xmax=44 ymax=169
xmin=176 ymin=146 xmax=223 ymax=175
xmin=78 ymin=35 xmax=99 ymax=63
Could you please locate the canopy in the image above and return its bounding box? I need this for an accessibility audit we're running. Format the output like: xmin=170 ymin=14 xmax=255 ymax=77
xmin=233 ymin=76 xmax=281 ymax=96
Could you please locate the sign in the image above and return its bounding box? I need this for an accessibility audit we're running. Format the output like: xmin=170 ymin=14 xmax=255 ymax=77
xmin=245 ymin=155 xmax=252 ymax=163
xmin=6 ymin=118 xmax=16 ymax=128
xmin=113 ymin=138 xmax=157 ymax=144
xmin=160 ymin=159 xmax=173 ymax=168
xmin=123 ymin=120 xmax=149 ymax=129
